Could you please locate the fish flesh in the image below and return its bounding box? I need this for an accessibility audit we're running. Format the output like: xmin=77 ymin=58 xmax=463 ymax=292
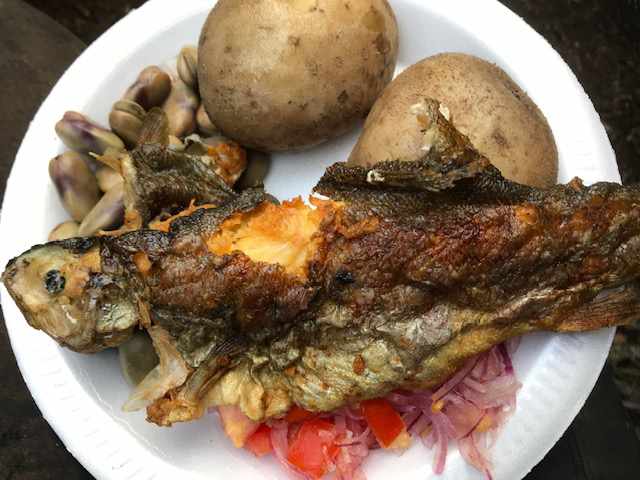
xmin=3 ymin=100 xmax=640 ymax=427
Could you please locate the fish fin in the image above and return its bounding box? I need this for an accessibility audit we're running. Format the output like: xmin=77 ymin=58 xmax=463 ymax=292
xmin=138 ymin=107 xmax=170 ymax=145
xmin=553 ymin=285 xmax=640 ymax=332
xmin=121 ymin=144 xmax=238 ymax=225
xmin=145 ymin=335 xmax=247 ymax=426
xmin=168 ymin=187 xmax=267 ymax=236
xmin=315 ymin=99 xmax=493 ymax=196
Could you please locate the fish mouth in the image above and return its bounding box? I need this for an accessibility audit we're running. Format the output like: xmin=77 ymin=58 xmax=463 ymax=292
xmin=1 ymin=239 xmax=138 ymax=353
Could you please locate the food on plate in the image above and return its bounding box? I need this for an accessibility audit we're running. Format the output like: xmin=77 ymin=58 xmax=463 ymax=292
xmin=162 ymin=75 xmax=199 ymax=138
xmin=118 ymin=331 xmax=159 ymax=386
xmin=5 ymin=99 xmax=637 ymax=478
xmin=77 ymin=181 xmax=124 ymax=236
xmin=122 ymin=65 xmax=172 ymax=111
xmin=49 ymin=151 xmax=101 ymax=222
xmin=55 ymin=111 xmax=125 ymax=155
xmin=109 ymin=99 xmax=147 ymax=147
xmin=95 ymin=165 xmax=123 ymax=192
xmin=348 ymin=53 xmax=559 ymax=187
xmin=236 ymin=150 xmax=271 ymax=189
xmin=197 ymin=0 xmax=399 ymax=151
xmin=98 ymin=110 xmax=246 ymax=232
xmin=46 ymin=42 xmax=252 ymax=240
xmin=196 ymin=103 xmax=218 ymax=136
xmin=5 ymin=99 xmax=639 ymax=419
xmin=177 ymin=45 xmax=198 ymax=91
xmin=48 ymin=221 xmax=80 ymax=242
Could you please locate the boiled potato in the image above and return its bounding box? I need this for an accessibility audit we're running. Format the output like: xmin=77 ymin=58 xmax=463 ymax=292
xmin=198 ymin=0 xmax=399 ymax=152
xmin=348 ymin=53 xmax=558 ymax=187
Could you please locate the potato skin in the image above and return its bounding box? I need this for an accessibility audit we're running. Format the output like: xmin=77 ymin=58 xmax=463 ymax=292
xmin=348 ymin=53 xmax=559 ymax=187
xmin=198 ymin=0 xmax=399 ymax=152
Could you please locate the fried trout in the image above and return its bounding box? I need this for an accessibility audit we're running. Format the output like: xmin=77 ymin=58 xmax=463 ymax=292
xmin=3 ymin=101 xmax=640 ymax=427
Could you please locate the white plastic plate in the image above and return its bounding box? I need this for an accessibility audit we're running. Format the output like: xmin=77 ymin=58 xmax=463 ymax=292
xmin=0 ymin=1 xmax=618 ymax=479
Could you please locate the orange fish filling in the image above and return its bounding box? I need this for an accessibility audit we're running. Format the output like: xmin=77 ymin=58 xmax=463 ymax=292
xmin=206 ymin=197 xmax=336 ymax=278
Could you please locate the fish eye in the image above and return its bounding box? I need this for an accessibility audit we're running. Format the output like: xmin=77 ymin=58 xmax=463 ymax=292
xmin=44 ymin=269 xmax=66 ymax=295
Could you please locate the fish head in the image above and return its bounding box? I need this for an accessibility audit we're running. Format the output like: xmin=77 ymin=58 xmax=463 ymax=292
xmin=1 ymin=237 xmax=138 ymax=353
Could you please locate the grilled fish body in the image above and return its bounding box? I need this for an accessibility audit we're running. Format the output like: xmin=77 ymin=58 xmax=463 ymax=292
xmin=3 ymin=101 xmax=640 ymax=426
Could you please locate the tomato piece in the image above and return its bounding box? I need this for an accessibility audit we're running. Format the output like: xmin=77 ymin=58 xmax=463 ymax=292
xmin=361 ymin=398 xmax=409 ymax=449
xmin=287 ymin=419 xmax=338 ymax=479
xmin=284 ymin=405 xmax=317 ymax=423
xmin=245 ymin=424 xmax=273 ymax=457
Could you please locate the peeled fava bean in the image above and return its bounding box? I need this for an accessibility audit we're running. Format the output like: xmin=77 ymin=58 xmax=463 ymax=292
xmin=196 ymin=103 xmax=218 ymax=136
xmin=177 ymin=46 xmax=198 ymax=90
xmin=237 ymin=150 xmax=271 ymax=189
xmin=55 ymin=111 xmax=125 ymax=155
xmin=109 ymin=100 xmax=146 ymax=147
xmin=168 ymin=135 xmax=185 ymax=151
xmin=49 ymin=152 xmax=101 ymax=222
xmin=162 ymin=77 xmax=199 ymax=138
xmin=96 ymin=166 xmax=123 ymax=192
xmin=48 ymin=221 xmax=80 ymax=241
xmin=123 ymin=66 xmax=172 ymax=110
xmin=78 ymin=183 xmax=125 ymax=236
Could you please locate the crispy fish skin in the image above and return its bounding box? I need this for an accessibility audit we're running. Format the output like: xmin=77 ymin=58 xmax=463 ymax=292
xmin=3 ymin=100 xmax=640 ymax=426
xmin=146 ymin=166 xmax=640 ymax=424
xmin=189 ymin=167 xmax=640 ymax=421
xmin=103 ymin=108 xmax=246 ymax=232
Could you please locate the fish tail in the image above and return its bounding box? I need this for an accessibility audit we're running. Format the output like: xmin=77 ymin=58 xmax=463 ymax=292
xmin=553 ymin=284 xmax=640 ymax=333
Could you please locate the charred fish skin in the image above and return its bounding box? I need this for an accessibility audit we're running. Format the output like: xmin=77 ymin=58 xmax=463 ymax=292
xmin=122 ymin=143 xmax=237 ymax=227
xmin=5 ymin=99 xmax=640 ymax=426
xmin=0 ymin=188 xmax=296 ymax=356
xmin=196 ymin=163 xmax=640 ymax=421
xmin=249 ymin=167 xmax=640 ymax=415
xmin=152 ymin=163 xmax=640 ymax=424
xmin=1 ymin=237 xmax=139 ymax=353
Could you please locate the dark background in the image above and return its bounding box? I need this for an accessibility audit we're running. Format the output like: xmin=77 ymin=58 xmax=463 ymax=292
xmin=1 ymin=0 xmax=639 ymax=479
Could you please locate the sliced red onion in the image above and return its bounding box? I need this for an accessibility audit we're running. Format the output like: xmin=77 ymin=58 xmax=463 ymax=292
xmin=431 ymin=417 xmax=448 ymax=474
xmin=215 ymin=342 xmax=521 ymax=480
xmin=444 ymin=400 xmax=484 ymax=439
xmin=463 ymin=377 xmax=488 ymax=393
xmin=410 ymin=415 xmax=432 ymax=437
xmin=269 ymin=421 xmax=305 ymax=479
xmin=498 ymin=343 xmax=514 ymax=373
xmin=432 ymin=357 xmax=478 ymax=402
xmin=341 ymin=406 xmax=364 ymax=421
xmin=401 ymin=409 xmax=422 ymax=432
xmin=458 ymin=434 xmax=492 ymax=480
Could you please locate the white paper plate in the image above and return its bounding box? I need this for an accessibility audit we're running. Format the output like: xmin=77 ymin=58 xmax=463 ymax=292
xmin=0 ymin=1 xmax=618 ymax=479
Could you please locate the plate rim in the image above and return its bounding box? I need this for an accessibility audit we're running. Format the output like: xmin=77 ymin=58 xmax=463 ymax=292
xmin=0 ymin=1 xmax=617 ymax=479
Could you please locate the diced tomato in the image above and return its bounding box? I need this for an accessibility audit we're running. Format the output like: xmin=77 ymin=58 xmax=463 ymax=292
xmin=287 ymin=419 xmax=339 ymax=479
xmin=361 ymin=398 xmax=409 ymax=449
xmin=284 ymin=405 xmax=317 ymax=423
xmin=245 ymin=424 xmax=273 ymax=457
xmin=218 ymin=405 xmax=260 ymax=448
